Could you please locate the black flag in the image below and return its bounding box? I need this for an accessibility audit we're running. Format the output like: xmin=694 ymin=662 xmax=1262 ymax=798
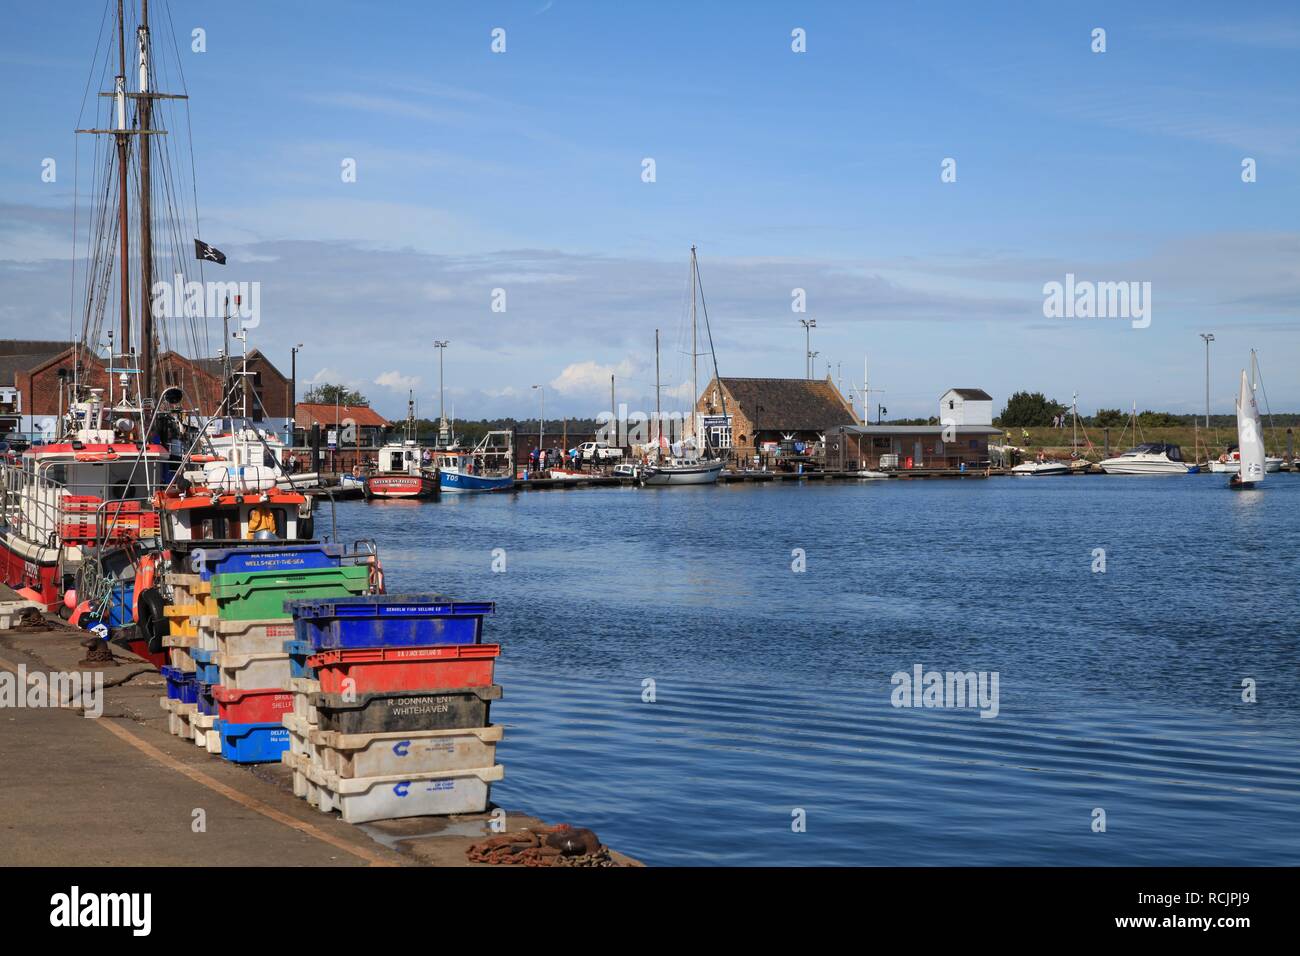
xmin=194 ymin=239 xmax=226 ymax=264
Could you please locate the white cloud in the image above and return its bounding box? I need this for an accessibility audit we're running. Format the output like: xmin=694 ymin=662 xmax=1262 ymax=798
xmin=550 ymin=358 xmax=639 ymax=396
xmin=375 ymin=370 xmax=421 ymax=391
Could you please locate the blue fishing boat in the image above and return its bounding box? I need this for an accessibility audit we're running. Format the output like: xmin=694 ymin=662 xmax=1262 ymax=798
xmin=436 ymin=431 xmax=516 ymax=494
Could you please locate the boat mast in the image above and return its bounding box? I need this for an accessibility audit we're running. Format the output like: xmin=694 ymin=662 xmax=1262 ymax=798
xmin=654 ymin=328 xmax=661 ymax=446
xmin=137 ymin=0 xmax=154 ymax=402
xmin=690 ymin=245 xmax=698 ymax=443
xmin=1072 ymin=391 xmax=1078 ymax=451
xmin=114 ymin=0 xmax=131 ymax=380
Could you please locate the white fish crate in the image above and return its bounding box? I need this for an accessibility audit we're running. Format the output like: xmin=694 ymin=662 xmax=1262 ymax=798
xmin=303 ymin=764 xmax=503 ymax=823
xmin=200 ymin=616 xmax=297 ymax=657
xmin=282 ymin=712 xmax=324 ymax=767
xmin=218 ymin=652 xmax=292 ymax=690
xmin=281 ymin=751 xmax=312 ymax=798
xmin=192 ymin=712 xmax=217 ymax=748
xmin=285 ymin=677 xmax=321 ymax=725
xmin=167 ymin=706 xmax=195 ymax=738
xmin=311 ymin=725 xmax=503 ymax=780
xmin=167 ymin=646 xmax=196 ymax=672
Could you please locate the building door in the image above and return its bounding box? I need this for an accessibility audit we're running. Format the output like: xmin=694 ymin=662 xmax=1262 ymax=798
xmin=913 ymin=440 xmax=924 ymax=468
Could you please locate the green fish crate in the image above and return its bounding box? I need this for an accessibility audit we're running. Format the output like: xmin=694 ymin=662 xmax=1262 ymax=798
xmin=209 ymin=565 xmax=371 ymax=621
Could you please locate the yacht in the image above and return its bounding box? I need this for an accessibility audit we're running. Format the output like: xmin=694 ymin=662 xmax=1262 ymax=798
xmin=1098 ymin=442 xmax=1192 ymax=475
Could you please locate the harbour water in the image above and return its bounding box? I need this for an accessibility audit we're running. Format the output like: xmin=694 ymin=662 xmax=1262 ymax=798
xmin=333 ymin=477 xmax=1300 ymax=866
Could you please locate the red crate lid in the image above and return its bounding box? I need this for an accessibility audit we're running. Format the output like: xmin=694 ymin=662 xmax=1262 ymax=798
xmin=307 ymin=644 xmax=501 ymax=668
xmin=211 ymin=686 xmax=295 ymax=703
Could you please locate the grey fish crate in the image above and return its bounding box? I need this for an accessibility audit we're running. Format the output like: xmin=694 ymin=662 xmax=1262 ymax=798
xmin=309 ymin=685 xmax=502 ymax=735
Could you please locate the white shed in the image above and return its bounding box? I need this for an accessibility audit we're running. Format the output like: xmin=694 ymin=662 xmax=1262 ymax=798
xmin=938 ymin=388 xmax=993 ymax=426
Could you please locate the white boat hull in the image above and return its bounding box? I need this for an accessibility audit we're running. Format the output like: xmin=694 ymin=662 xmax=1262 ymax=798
xmin=1011 ymin=461 xmax=1071 ymax=476
xmin=641 ymin=460 xmax=724 ymax=486
xmin=1098 ymin=456 xmax=1190 ymax=475
xmin=854 ymin=470 xmax=889 ymax=480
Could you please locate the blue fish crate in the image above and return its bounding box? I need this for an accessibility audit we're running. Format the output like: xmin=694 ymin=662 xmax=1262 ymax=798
xmin=219 ymin=722 xmax=290 ymax=764
xmin=161 ymin=666 xmax=199 ymax=704
xmin=284 ymin=639 xmax=315 ymax=679
xmin=286 ymin=595 xmax=494 ymax=650
xmin=189 ymin=544 xmax=344 ymax=581
xmin=191 ymin=648 xmax=221 ymax=685
xmin=160 ymin=665 xmax=179 ymax=700
xmin=196 ymin=681 xmax=219 ymax=717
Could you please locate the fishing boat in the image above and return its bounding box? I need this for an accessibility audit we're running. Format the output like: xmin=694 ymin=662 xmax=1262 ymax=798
xmin=0 ymin=388 xmax=168 ymax=609
xmin=363 ymin=395 xmax=437 ymax=499
xmin=364 ymin=441 xmax=438 ymax=499
xmin=641 ymin=247 xmax=727 ymax=488
xmin=437 ymin=431 xmax=516 ymax=493
xmin=1229 ymin=369 xmax=1265 ymax=490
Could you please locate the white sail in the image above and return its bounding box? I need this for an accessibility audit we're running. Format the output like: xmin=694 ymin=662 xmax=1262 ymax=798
xmin=1236 ymin=369 xmax=1266 ymax=485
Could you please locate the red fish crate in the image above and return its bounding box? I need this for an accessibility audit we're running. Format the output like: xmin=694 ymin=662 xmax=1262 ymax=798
xmin=306 ymin=644 xmax=501 ymax=695
xmin=211 ymin=686 xmax=296 ymax=724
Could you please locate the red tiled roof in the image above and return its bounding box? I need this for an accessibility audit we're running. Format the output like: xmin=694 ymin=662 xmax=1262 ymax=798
xmin=295 ymin=402 xmax=390 ymax=427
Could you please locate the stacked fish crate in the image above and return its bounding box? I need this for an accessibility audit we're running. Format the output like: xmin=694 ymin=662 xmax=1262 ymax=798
xmin=159 ymin=571 xmax=210 ymax=742
xmin=165 ymin=545 xmax=369 ymax=763
xmin=280 ymin=596 xmax=503 ymax=824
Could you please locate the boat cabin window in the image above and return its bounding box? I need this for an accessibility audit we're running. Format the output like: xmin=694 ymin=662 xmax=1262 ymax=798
xmin=194 ymin=508 xmax=242 ymax=541
xmin=42 ymin=460 xmax=158 ymax=499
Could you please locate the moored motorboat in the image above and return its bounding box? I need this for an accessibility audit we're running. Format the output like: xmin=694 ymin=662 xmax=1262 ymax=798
xmin=1098 ymin=442 xmax=1191 ymax=475
xmin=1011 ymin=459 xmax=1071 ymax=476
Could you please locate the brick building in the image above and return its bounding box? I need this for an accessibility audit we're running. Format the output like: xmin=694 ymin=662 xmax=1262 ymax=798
xmin=0 ymin=338 xmax=290 ymax=436
xmin=694 ymin=376 xmax=861 ymax=459
xmin=192 ymin=349 xmax=293 ymax=421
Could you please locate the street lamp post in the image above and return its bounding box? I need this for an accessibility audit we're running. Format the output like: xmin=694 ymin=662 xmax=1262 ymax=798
xmin=434 ymin=340 xmax=449 ymax=447
xmin=531 ymin=384 xmax=544 ymax=456
xmin=799 ymin=319 xmax=816 ymax=379
xmin=289 ymin=343 xmax=302 ymax=448
xmin=1199 ymin=333 xmax=1215 ymax=428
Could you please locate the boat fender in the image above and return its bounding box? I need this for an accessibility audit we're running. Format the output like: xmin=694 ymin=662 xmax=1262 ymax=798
xmin=68 ymin=600 xmax=91 ymax=628
xmin=135 ymin=588 xmax=168 ymax=654
xmin=132 ymin=554 xmax=156 ymax=621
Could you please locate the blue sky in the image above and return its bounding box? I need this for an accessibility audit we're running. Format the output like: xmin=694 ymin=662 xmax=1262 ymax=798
xmin=2 ymin=0 xmax=1299 ymax=421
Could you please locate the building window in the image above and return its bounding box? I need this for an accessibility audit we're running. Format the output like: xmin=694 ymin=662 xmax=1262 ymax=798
xmin=708 ymin=423 xmax=732 ymax=449
xmin=949 ymin=400 xmax=955 ymax=410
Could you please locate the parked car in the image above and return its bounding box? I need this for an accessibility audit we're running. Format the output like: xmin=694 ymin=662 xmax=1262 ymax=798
xmin=578 ymin=441 xmax=623 ymax=461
